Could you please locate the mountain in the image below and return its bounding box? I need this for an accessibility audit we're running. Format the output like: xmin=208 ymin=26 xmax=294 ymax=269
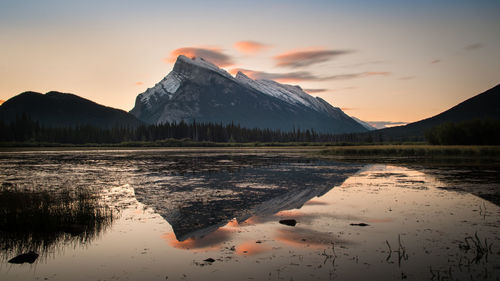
xmin=351 ymin=116 xmax=376 ymax=131
xmin=378 ymin=84 xmax=500 ymax=139
xmin=130 ymin=55 xmax=367 ymax=134
xmin=0 ymin=91 xmax=143 ymax=128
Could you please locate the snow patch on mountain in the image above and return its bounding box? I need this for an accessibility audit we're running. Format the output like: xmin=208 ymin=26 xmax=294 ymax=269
xmin=236 ymin=71 xmax=328 ymax=112
xmin=139 ymin=70 xmax=184 ymax=108
xmin=177 ymin=55 xmax=234 ymax=80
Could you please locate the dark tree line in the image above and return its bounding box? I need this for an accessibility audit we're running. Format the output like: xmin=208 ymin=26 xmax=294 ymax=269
xmin=0 ymin=114 xmax=379 ymax=144
xmin=425 ymin=119 xmax=500 ymax=145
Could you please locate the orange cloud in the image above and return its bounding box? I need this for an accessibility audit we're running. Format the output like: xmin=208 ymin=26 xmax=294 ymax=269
xmin=274 ymin=48 xmax=355 ymax=68
xmin=234 ymin=41 xmax=269 ymax=54
xmin=365 ymin=72 xmax=391 ymax=76
xmin=0 ymin=99 xmax=5 ymax=105
xmin=135 ymin=81 xmax=144 ymax=85
xmin=165 ymin=47 xmax=234 ymax=67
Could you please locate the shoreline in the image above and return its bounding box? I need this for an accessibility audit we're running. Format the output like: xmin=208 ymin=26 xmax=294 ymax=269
xmin=1 ymin=144 xmax=499 ymax=161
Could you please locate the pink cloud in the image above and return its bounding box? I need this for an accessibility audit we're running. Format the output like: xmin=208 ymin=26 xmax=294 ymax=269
xmin=234 ymin=41 xmax=270 ymax=54
xmin=166 ymin=47 xmax=234 ymax=67
xmin=274 ymin=48 xmax=355 ymax=68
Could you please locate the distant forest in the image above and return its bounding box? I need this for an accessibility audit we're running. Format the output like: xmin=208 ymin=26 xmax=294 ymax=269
xmin=1 ymin=114 xmax=499 ymax=145
xmin=425 ymin=119 xmax=500 ymax=145
xmin=0 ymin=114 xmax=378 ymax=144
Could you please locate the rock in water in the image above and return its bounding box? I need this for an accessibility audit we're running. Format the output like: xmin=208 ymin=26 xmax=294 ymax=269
xmin=350 ymin=223 xmax=369 ymax=227
xmin=279 ymin=219 xmax=297 ymax=226
xmin=8 ymin=251 xmax=39 ymax=264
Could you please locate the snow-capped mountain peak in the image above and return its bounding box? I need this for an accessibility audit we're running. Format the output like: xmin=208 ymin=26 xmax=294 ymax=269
xmin=130 ymin=55 xmax=368 ymax=133
xmin=175 ymin=55 xmax=234 ymax=80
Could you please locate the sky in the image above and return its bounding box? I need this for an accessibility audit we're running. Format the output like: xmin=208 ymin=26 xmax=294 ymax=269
xmin=0 ymin=0 xmax=499 ymax=125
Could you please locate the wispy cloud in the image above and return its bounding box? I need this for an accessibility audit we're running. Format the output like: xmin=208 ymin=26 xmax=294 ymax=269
xmin=329 ymin=86 xmax=358 ymax=92
xmin=328 ymin=71 xmax=391 ymax=80
xmin=340 ymin=60 xmax=385 ymax=68
xmin=234 ymin=41 xmax=270 ymax=54
xmin=430 ymin=59 xmax=441 ymax=64
xmin=135 ymin=81 xmax=144 ymax=86
xmin=304 ymin=88 xmax=328 ymax=94
xmin=166 ymin=47 xmax=234 ymax=67
xmin=368 ymin=121 xmax=408 ymax=129
xmin=274 ymin=48 xmax=355 ymax=68
xmin=398 ymin=76 xmax=415 ymax=80
xmin=464 ymin=43 xmax=484 ymax=51
xmin=231 ymin=68 xmax=390 ymax=83
xmin=231 ymin=68 xmax=324 ymax=83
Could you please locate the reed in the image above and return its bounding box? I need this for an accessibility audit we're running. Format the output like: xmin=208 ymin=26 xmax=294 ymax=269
xmin=0 ymin=184 xmax=114 ymax=262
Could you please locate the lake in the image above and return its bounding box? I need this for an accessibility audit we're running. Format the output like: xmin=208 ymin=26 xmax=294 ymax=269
xmin=1 ymin=148 xmax=499 ymax=281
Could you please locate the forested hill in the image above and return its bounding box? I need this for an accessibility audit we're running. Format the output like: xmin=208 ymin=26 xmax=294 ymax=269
xmin=0 ymin=91 xmax=143 ymax=129
xmin=377 ymin=84 xmax=500 ymax=139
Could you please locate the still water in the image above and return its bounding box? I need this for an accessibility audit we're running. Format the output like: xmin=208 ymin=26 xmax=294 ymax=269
xmin=0 ymin=149 xmax=499 ymax=281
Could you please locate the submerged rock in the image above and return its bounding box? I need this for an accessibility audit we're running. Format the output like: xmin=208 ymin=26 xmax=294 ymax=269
xmin=8 ymin=251 xmax=39 ymax=264
xmin=350 ymin=223 xmax=369 ymax=227
xmin=279 ymin=219 xmax=297 ymax=227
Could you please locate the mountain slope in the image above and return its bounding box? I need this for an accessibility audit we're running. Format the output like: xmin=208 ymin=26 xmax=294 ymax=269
xmin=378 ymin=84 xmax=500 ymax=138
xmin=0 ymin=91 xmax=143 ymax=128
xmin=350 ymin=116 xmax=376 ymax=131
xmin=131 ymin=55 xmax=367 ymax=134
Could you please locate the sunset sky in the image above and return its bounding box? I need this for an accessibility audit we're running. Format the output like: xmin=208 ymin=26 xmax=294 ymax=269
xmin=0 ymin=0 xmax=499 ymax=125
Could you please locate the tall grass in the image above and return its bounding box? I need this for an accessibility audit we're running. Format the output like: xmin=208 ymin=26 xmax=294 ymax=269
xmin=0 ymin=184 xmax=114 ymax=262
xmin=318 ymin=145 xmax=500 ymax=158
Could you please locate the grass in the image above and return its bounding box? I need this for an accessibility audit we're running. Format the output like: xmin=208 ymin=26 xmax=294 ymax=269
xmin=0 ymin=184 xmax=114 ymax=261
xmin=0 ymin=140 xmax=422 ymax=148
xmin=318 ymin=145 xmax=500 ymax=158
xmin=2 ymin=142 xmax=500 ymax=160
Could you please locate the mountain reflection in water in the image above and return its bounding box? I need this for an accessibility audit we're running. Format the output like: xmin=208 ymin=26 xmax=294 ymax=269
xmin=0 ymin=150 xmax=499 ymax=281
xmin=132 ymin=155 xmax=363 ymax=241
